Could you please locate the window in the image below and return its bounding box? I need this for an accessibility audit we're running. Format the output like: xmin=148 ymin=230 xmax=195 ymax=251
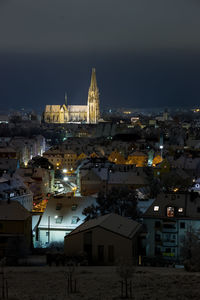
xmin=178 ymin=208 xmax=183 ymax=213
xmin=71 ymin=216 xmax=80 ymax=224
xmin=0 ymin=237 xmax=7 ymax=243
xmin=154 ymin=246 xmax=161 ymax=255
xmin=180 ymin=222 xmax=185 ymax=229
xmin=155 ymin=234 xmax=161 ymax=242
xmin=155 ymin=221 xmax=161 ymax=228
xmin=71 ymin=204 xmax=77 ymax=211
xmin=165 ymin=247 xmax=171 ymax=253
xmin=163 ymin=223 xmax=176 ymax=229
xmin=154 ymin=206 xmax=159 ymax=211
xmin=56 ymin=216 xmax=63 ymax=224
xmin=56 ymin=203 xmax=62 ymax=210
xmin=46 ymin=232 xmax=49 ymax=236
xmin=167 ymin=207 xmax=175 ymax=217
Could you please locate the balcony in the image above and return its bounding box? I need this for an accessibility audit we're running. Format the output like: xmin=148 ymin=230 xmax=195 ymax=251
xmin=162 ymin=240 xmax=177 ymax=247
xmin=162 ymin=227 xmax=177 ymax=233
xmin=162 ymin=222 xmax=177 ymax=233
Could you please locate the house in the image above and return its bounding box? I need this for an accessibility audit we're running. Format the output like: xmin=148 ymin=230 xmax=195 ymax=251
xmin=127 ymin=151 xmax=148 ymax=167
xmin=64 ymin=213 xmax=142 ymax=265
xmin=37 ymin=194 xmax=96 ymax=247
xmin=0 ymin=158 xmax=19 ymax=175
xmin=80 ymin=166 xmax=148 ymax=195
xmin=143 ymin=192 xmax=200 ymax=261
xmin=0 ymin=201 xmax=32 ymax=258
xmin=0 ymin=174 xmax=33 ymax=211
xmin=17 ymin=167 xmax=54 ymax=198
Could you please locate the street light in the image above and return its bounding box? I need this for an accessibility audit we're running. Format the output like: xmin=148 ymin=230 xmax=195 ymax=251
xmin=160 ymin=145 xmax=163 ymax=159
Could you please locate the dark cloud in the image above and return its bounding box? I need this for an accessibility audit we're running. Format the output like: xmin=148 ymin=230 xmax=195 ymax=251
xmin=0 ymin=0 xmax=200 ymax=54
xmin=0 ymin=51 xmax=200 ymax=112
xmin=0 ymin=0 xmax=200 ymax=111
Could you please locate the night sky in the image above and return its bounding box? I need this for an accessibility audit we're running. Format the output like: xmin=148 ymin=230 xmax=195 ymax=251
xmin=0 ymin=0 xmax=200 ymax=112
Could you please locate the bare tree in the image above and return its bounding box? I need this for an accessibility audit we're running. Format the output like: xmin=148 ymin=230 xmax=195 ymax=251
xmin=116 ymin=258 xmax=135 ymax=298
xmin=0 ymin=258 xmax=8 ymax=299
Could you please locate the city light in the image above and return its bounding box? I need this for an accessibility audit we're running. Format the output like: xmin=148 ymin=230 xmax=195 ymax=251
xmin=63 ymin=176 xmax=68 ymax=181
xmin=63 ymin=169 xmax=68 ymax=173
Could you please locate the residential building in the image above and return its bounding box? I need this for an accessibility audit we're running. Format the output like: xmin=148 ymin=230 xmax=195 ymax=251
xmin=0 ymin=174 xmax=33 ymax=211
xmin=143 ymin=192 xmax=200 ymax=261
xmin=64 ymin=213 xmax=142 ymax=265
xmin=80 ymin=165 xmax=147 ymax=196
xmin=37 ymin=194 xmax=96 ymax=247
xmin=0 ymin=201 xmax=32 ymax=258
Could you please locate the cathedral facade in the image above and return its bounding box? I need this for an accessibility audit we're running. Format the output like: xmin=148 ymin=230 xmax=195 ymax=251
xmin=44 ymin=68 xmax=100 ymax=124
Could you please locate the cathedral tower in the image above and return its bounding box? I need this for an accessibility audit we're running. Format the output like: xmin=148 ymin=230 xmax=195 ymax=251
xmin=87 ymin=68 xmax=100 ymax=123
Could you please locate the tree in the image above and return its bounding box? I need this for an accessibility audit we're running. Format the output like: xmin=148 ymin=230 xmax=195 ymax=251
xmin=116 ymin=257 xmax=135 ymax=299
xmin=161 ymin=171 xmax=191 ymax=192
xmin=181 ymin=226 xmax=200 ymax=271
xmin=144 ymin=167 xmax=161 ymax=198
xmin=83 ymin=187 xmax=138 ymax=220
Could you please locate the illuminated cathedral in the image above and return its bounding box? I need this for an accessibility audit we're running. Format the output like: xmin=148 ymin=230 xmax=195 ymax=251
xmin=44 ymin=68 xmax=100 ymax=124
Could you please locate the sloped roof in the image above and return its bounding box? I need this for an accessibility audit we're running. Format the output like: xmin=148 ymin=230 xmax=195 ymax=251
xmin=92 ymin=168 xmax=108 ymax=181
xmin=0 ymin=147 xmax=16 ymax=153
xmin=67 ymin=213 xmax=142 ymax=239
xmin=68 ymin=105 xmax=87 ymax=113
xmin=0 ymin=158 xmax=18 ymax=171
xmin=0 ymin=174 xmax=29 ymax=192
xmin=143 ymin=192 xmax=200 ymax=220
xmin=38 ymin=195 xmax=96 ymax=230
xmin=109 ymin=172 xmax=147 ymax=185
xmin=0 ymin=201 xmax=30 ymax=220
xmin=45 ymin=105 xmax=61 ymax=113
xmin=129 ymin=151 xmax=147 ymax=157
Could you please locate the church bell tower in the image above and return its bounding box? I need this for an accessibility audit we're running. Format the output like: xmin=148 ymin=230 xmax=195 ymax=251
xmin=87 ymin=68 xmax=100 ymax=123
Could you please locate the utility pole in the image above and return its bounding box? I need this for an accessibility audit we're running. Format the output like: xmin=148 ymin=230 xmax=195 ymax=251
xmin=48 ymin=216 xmax=50 ymax=244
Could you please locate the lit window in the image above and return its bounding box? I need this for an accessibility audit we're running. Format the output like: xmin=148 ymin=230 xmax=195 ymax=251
xmin=178 ymin=207 xmax=183 ymax=213
xmin=167 ymin=207 xmax=174 ymax=217
xmin=154 ymin=206 xmax=159 ymax=211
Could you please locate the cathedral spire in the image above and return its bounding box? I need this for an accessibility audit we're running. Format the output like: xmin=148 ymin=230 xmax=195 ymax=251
xmin=87 ymin=68 xmax=100 ymax=123
xmin=65 ymin=92 xmax=67 ymax=106
xmin=89 ymin=68 xmax=98 ymax=92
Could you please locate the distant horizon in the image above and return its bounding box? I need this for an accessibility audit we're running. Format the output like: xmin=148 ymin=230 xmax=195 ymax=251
xmin=0 ymin=104 xmax=198 ymax=116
